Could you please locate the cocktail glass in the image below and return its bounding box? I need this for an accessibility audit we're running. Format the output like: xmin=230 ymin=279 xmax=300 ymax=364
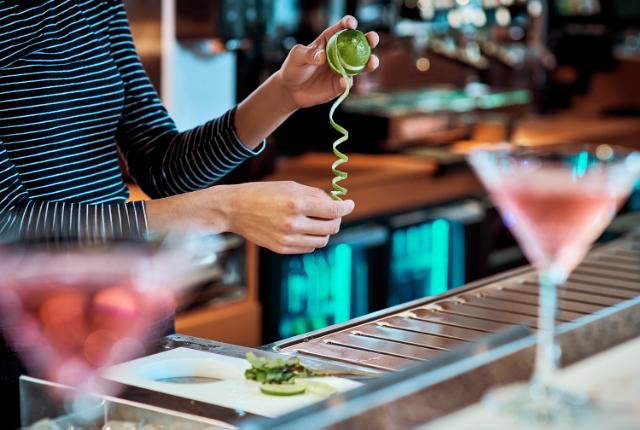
xmin=0 ymin=228 xmax=212 ymax=418
xmin=467 ymin=143 xmax=640 ymax=424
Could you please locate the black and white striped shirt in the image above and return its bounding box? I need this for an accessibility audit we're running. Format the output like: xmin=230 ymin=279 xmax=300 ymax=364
xmin=0 ymin=0 xmax=263 ymax=241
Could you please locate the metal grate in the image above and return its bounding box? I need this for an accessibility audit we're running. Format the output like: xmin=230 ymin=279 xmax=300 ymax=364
xmin=276 ymin=234 xmax=640 ymax=371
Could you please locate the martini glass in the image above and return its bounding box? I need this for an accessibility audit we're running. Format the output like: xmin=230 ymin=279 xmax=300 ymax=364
xmin=467 ymin=143 xmax=640 ymax=425
xmin=0 ymin=228 xmax=211 ymax=418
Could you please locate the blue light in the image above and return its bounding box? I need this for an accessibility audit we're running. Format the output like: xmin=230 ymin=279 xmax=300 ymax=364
xmin=280 ymin=242 xmax=361 ymax=338
xmin=389 ymin=217 xmax=465 ymax=305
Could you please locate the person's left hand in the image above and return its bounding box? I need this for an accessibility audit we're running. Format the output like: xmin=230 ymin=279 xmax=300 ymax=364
xmin=277 ymin=15 xmax=380 ymax=110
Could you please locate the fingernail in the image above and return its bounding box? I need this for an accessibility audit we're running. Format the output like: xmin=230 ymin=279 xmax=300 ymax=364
xmin=313 ymin=50 xmax=322 ymax=63
xmin=348 ymin=16 xmax=357 ymax=27
xmin=344 ymin=200 xmax=355 ymax=211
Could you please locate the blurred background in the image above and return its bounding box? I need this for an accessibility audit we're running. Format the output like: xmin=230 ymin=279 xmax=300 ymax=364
xmin=123 ymin=0 xmax=640 ymax=346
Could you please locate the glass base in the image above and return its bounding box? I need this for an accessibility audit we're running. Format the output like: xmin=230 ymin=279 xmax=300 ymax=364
xmin=482 ymin=383 xmax=638 ymax=429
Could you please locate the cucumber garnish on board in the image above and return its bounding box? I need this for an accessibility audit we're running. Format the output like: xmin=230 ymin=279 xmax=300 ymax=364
xmin=245 ymin=352 xmax=372 ymax=397
xmin=260 ymin=382 xmax=306 ymax=396
xmin=325 ymin=29 xmax=372 ymax=201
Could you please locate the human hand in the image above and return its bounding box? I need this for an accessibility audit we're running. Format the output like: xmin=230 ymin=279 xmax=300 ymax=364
xmin=276 ymin=15 xmax=380 ymax=110
xmin=222 ymin=181 xmax=354 ymax=254
xmin=147 ymin=182 xmax=355 ymax=254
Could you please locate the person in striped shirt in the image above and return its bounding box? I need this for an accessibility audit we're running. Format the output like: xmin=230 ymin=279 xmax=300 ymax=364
xmin=0 ymin=0 xmax=379 ymax=254
xmin=0 ymin=1 xmax=380 ymax=427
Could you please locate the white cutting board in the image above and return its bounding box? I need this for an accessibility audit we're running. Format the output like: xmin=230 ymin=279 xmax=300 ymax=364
xmin=102 ymin=347 xmax=362 ymax=418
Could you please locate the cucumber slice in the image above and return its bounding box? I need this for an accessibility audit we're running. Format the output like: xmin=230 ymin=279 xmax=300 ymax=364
xmin=260 ymin=383 xmax=306 ymax=396
xmin=295 ymin=380 xmax=337 ymax=397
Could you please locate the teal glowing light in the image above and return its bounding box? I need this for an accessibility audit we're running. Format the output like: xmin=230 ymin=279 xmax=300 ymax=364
xmin=279 ymin=243 xmax=361 ymax=338
xmin=388 ymin=218 xmax=465 ymax=306
xmin=573 ymin=151 xmax=589 ymax=178
xmin=430 ymin=219 xmax=449 ymax=295
xmin=333 ymin=244 xmax=352 ymax=323
xmin=630 ymin=178 xmax=640 ymax=211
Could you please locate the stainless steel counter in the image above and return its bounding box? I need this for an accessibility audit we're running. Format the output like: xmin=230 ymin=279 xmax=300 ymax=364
xmin=268 ymin=232 xmax=640 ymax=372
xmin=147 ymin=232 xmax=640 ymax=429
xmin=23 ymin=233 xmax=640 ymax=429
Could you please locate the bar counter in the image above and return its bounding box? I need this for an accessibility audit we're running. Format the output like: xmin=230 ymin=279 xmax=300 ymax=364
xmin=21 ymin=230 xmax=640 ymax=429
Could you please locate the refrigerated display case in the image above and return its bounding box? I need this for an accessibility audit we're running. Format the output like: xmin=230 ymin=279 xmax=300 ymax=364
xmin=261 ymin=224 xmax=389 ymax=342
xmin=387 ymin=199 xmax=484 ymax=306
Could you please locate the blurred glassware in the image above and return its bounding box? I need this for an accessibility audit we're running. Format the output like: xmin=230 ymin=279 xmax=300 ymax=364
xmin=468 ymin=143 xmax=640 ymax=426
xmin=0 ymin=223 xmax=214 ymax=412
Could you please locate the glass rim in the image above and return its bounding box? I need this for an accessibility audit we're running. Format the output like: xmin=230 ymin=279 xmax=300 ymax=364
xmin=466 ymin=141 xmax=640 ymax=159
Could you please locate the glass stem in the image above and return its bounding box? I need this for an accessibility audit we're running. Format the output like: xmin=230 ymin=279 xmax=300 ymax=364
xmin=532 ymin=270 xmax=560 ymax=393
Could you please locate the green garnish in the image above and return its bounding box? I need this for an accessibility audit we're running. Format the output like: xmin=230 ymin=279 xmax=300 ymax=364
xmin=245 ymin=352 xmax=316 ymax=384
xmin=260 ymin=382 xmax=306 ymax=396
xmin=244 ymin=352 xmax=374 ymax=387
xmin=325 ymin=29 xmax=372 ymax=201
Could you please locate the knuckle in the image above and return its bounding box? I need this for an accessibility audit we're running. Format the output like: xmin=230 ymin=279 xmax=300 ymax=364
xmin=278 ymin=234 xmax=293 ymax=247
xmin=310 ymin=187 xmax=326 ymax=197
xmin=285 ymin=199 xmax=300 ymax=213
xmin=282 ymin=218 xmax=297 ymax=234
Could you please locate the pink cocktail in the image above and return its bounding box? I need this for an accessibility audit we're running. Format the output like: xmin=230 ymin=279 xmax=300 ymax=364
xmin=468 ymin=144 xmax=640 ymax=424
xmin=0 ymin=233 xmax=205 ymax=405
xmin=490 ymin=171 xmax=628 ymax=276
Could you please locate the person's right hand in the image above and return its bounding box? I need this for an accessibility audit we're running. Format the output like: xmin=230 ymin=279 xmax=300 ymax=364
xmin=146 ymin=181 xmax=355 ymax=254
xmin=221 ymin=181 xmax=354 ymax=254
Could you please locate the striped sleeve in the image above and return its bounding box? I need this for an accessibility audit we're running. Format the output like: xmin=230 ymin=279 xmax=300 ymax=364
xmin=0 ymin=140 xmax=148 ymax=241
xmin=108 ymin=0 xmax=264 ymax=199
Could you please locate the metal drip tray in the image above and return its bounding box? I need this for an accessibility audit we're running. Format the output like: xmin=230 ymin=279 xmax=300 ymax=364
xmin=274 ymin=234 xmax=640 ymax=371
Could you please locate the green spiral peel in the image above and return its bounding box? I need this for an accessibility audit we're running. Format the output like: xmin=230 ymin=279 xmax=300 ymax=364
xmin=326 ymin=29 xmax=371 ymax=201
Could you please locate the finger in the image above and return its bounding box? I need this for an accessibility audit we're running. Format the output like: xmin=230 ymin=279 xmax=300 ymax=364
xmin=334 ymin=75 xmax=352 ymax=94
xmin=282 ymin=234 xmax=330 ymax=249
xmin=314 ymin=15 xmax=358 ymax=47
xmin=332 ymin=75 xmax=344 ymax=95
xmin=302 ymin=198 xmax=355 ymax=219
xmin=366 ymin=32 xmax=379 ymax=49
xmin=274 ymin=246 xmax=316 ymax=255
xmin=312 ymin=49 xmax=326 ymax=66
xmin=291 ymin=44 xmax=325 ymax=66
xmin=297 ymin=217 xmax=342 ymax=236
xmin=296 ymin=184 xmax=331 ymax=199
xmin=366 ymin=54 xmax=380 ymax=72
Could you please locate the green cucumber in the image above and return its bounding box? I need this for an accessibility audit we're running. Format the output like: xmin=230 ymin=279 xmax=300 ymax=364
xmin=295 ymin=379 xmax=337 ymax=397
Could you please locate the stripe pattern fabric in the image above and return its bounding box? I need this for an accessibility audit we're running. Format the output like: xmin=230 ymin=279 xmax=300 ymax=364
xmin=0 ymin=0 xmax=263 ymax=240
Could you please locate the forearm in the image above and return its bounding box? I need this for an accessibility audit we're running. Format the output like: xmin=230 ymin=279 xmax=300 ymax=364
xmin=234 ymin=72 xmax=299 ymax=149
xmin=145 ymin=187 xmax=231 ymax=234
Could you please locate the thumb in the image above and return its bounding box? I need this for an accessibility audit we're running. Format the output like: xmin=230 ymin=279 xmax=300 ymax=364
xmin=336 ymin=199 xmax=355 ymax=217
xmin=291 ymin=44 xmax=325 ymax=66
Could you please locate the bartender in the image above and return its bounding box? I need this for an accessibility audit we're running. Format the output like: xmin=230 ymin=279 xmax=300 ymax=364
xmin=0 ymin=0 xmax=379 ymax=427
xmin=0 ymin=0 xmax=379 ymax=253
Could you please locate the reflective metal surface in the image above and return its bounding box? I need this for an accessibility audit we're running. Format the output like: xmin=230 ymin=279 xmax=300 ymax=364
xmin=275 ymin=234 xmax=640 ymax=372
